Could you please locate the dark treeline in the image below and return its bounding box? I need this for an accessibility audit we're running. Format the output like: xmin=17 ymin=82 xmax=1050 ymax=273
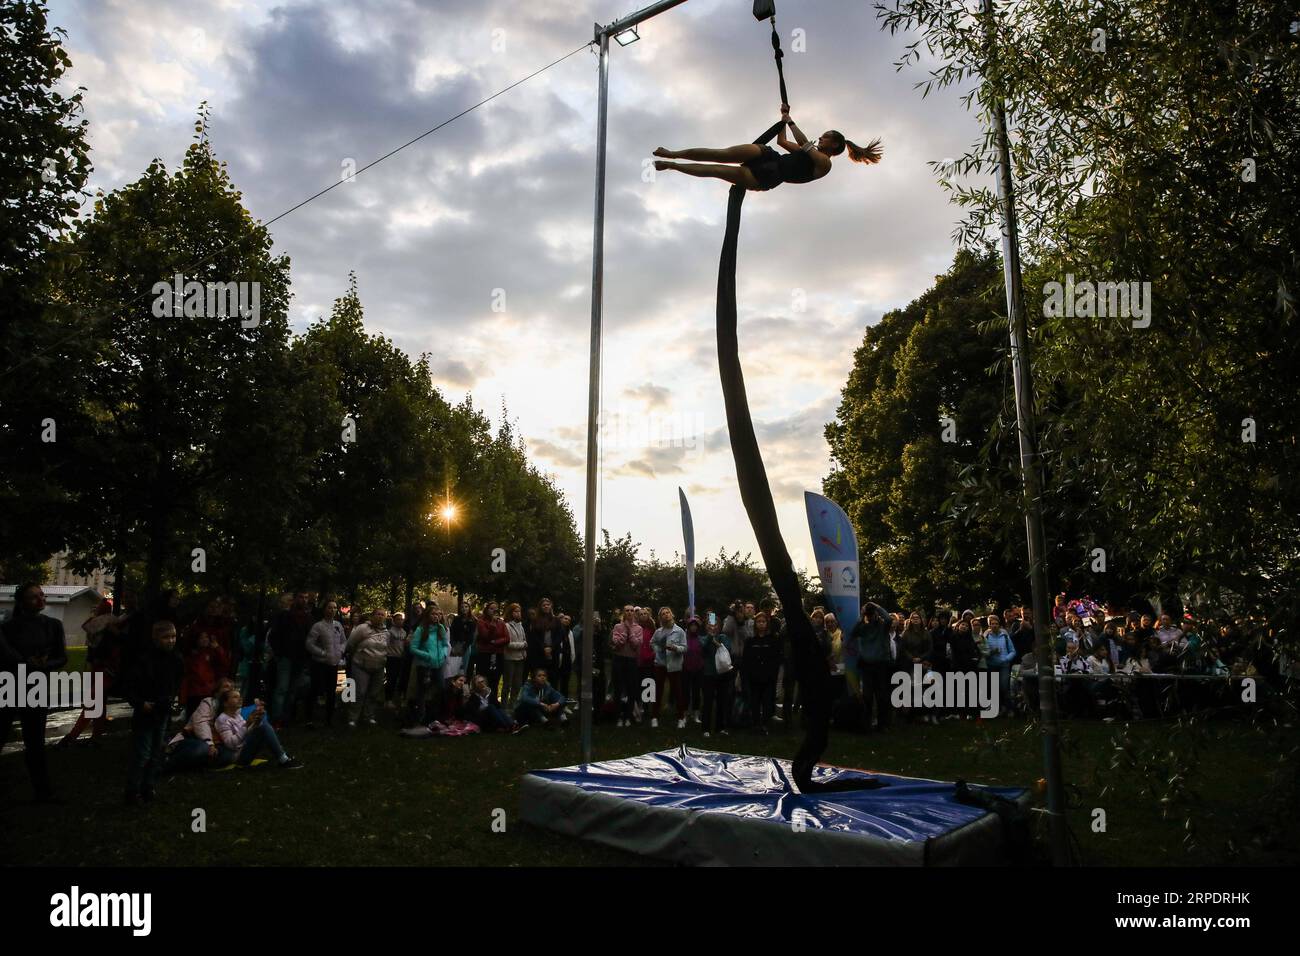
xmin=828 ymin=1 xmax=1298 ymax=631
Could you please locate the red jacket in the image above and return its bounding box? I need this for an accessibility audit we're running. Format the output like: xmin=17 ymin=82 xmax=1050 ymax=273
xmin=475 ymin=617 xmax=509 ymax=655
xmin=638 ymin=624 xmax=656 ymax=666
xmin=182 ymin=615 xmax=235 ymax=657
xmin=179 ymin=644 xmax=230 ymax=701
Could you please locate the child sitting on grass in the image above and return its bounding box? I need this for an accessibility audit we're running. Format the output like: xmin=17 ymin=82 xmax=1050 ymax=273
xmin=214 ymin=689 xmax=300 ymax=768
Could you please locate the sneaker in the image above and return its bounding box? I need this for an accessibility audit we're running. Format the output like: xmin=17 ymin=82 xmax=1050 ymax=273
xmin=367 ymin=717 xmax=378 ymax=725
xmin=702 ymin=731 xmax=711 ymax=738
xmin=348 ymin=720 xmax=358 ymax=728
xmin=278 ymin=756 xmax=303 ymax=769
xmin=676 ymin=717 xmax=686 ymax=729
xmin=692 ymin=713 xmax=702 ymax=724
xmin=719 ymin=729 xmax=730 ymax=736
xmin=650 ymin=718 xmax=658 ymax=728
xmin=511 ymin=723 xmax=529 ymax=735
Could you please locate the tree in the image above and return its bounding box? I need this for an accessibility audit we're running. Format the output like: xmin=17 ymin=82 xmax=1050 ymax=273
xmin=825 ymin=250 xmax=1025 ymax=608
xmin=50 ymin=108 xmax=292 ymax=608
xmin=0 ymin=0 xmax=93 ymax=579
xmin=876 ymin=0 xmax=1299 ymax=622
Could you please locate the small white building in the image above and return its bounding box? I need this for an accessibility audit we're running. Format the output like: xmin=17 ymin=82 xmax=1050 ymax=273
xmin=46 ymin=551 xmax=115 ymax=595
xmin=0 ymin=585 xmax=105 ymax=647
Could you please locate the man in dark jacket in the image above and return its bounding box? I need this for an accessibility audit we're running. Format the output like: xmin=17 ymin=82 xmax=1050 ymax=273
xmin=852 ymin=601 xmax=893 ymax=732
xmin=122 ymin=620 xmax=183 ymax=805
xmin=1 ymin=583 xmax=68 ymax=802
xmin=928 ymin=610 xmax=955 ymax=718
xmin=268 ymin=592 xmax=313 ymax=725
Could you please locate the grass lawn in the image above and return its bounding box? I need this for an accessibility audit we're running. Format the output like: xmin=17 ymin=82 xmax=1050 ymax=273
xmin=3 ymin=708 xmax=1296 ymax=866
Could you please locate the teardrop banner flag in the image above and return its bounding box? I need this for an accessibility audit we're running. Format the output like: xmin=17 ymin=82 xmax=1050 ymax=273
xmin=679 ymin=487 xmax=696 ymax=616
xmin=804 ymin=492 xmax=861 ymax=642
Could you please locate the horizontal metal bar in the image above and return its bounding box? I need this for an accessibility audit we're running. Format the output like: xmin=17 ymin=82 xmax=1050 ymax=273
xmin=596 ymin=0 xmax=690 ymax=41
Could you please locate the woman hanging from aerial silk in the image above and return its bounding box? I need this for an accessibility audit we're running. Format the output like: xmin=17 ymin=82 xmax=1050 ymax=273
xmin=654 ymin=104 xmax=881 ymax=190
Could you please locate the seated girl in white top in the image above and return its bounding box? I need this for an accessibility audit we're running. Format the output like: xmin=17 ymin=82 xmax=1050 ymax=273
xmin=215 ymin=689 xmax=299 ymax=768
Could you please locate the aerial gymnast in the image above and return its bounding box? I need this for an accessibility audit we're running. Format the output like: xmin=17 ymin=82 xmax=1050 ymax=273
xmin=653 ymin=104 xmax=881 ymax=191
xmin=680 ymin=1 xmax=887 ymax=793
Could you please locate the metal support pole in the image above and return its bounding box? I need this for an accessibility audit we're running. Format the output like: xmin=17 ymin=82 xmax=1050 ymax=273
xmin=581 ymin=0 xmax=693 ymax=766
xmin=581 ymin=27 xmax=609 ymax=766
xmin=981 ymin=0 xmax=1070 ymax=867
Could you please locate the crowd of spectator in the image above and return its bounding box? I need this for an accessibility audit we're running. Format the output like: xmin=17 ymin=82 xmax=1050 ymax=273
xmin=1 ymin=580 xmax=1288 ymax=808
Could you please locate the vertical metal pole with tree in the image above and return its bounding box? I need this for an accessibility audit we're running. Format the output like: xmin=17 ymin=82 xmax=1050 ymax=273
xmin=980 ymin=0 xmax=1070 ymax=866
xmin=583 ymin=0 xmax=692 ymax=764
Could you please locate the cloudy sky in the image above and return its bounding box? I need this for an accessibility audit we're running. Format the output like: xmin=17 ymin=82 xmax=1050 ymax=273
xmin=49 ymin=0 xmax=981 ymax=574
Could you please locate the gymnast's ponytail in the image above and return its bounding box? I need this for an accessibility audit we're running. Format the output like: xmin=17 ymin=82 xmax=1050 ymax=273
xmin=846 ymin=137 xmax=883 ymax=164
xmin=825 ymin=131 xmax=882 ymax=165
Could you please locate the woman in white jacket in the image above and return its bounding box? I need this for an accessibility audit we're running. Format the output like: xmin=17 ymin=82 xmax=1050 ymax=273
xmin=502 ymin=603 xmax=529 ymax=706
xmin=345 ymin=608 xmax=391 ymax=727
xmin=650 ymin=608 xmax=688 ymax=729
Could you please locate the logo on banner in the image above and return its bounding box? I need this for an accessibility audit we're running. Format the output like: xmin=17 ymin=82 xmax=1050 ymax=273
xmin=820 ymin=561 xmax=859 ymax=599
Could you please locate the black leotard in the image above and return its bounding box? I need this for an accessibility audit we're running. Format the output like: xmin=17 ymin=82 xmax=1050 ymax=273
xmin=744 ymin=146 xmax=818 ymax=191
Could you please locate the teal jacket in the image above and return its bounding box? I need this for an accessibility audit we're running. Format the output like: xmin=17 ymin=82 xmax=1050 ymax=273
xmin=410 ymin=623 xmax=449 ymax=670
xmin=237 ymin=626 xmax=257 ymax=678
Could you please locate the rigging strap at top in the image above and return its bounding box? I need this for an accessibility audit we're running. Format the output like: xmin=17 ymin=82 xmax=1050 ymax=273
xmin=752 ymin=1 xmax=787 ymax=109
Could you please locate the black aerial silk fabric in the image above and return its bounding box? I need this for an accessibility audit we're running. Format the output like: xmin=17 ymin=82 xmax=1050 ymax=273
xmin=714 ymin=125 xmax=882 ymax=795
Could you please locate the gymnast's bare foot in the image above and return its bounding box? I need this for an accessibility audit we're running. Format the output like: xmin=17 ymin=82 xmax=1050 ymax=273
xmin=654 ymin=160 xmax=673 ymax=171
xmin=653 ymin=146 xmax=674 ymax=158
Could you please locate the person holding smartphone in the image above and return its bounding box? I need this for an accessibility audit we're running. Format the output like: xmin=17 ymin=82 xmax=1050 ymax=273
xmin=214 ymin=689 xmax=299 ymax=767
xmin=852 ymin=602 xmax=893 ymax=732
